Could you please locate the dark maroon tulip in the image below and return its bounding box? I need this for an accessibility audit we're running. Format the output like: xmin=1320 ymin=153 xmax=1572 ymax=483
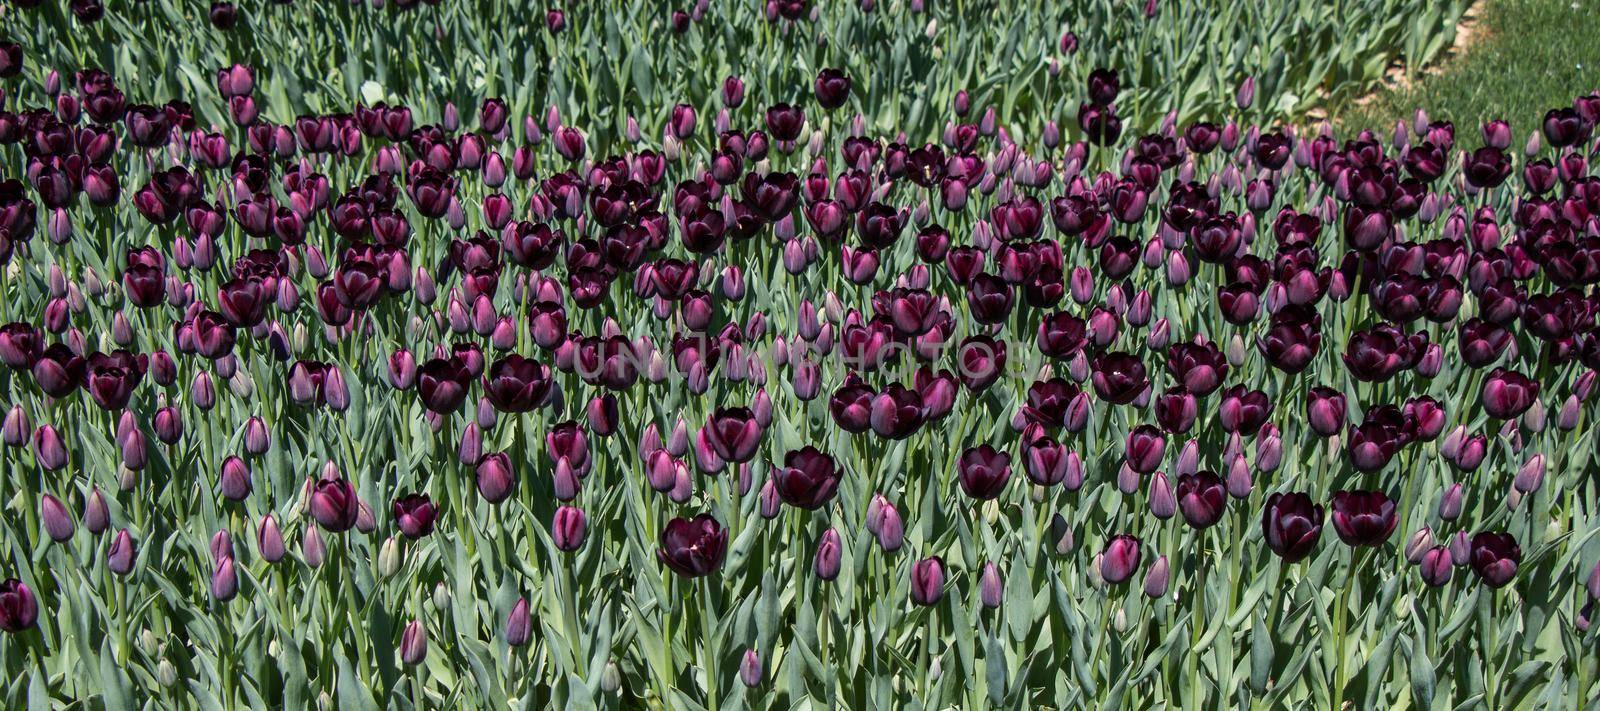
xmin=1091 ymin=352 xmax=1148 ymax=405
xmin=475 ymin=452 xmax=516 ymax=503
xmin=965 ymin=273 xmax=1014 ymax=325
xmin=0 ymin=579 xmax=37 ymax=633
xmin=657 ymin=514 xmax=728 ymax=578
xmin=1164 ymin=342 xmax=1228 ymax=396
xmin=1329 ymin=490 xmax=1397 ymax=547
xmin=1463 ymin=147 xmax=1512 ymax=188
xmin=765 ymin=103 xmax=806 ymax=142
xmin=1078 ymin=103 xmax=1122 ymax=145
xmin=1037 ymin=312 xmax=1089 ymax=359
xmin=1154 ymin=388 xmax=1198 ymax=433
xmin=1469 ymin=532 xmax=1521 ymax=588
xmin=1482 ymin=368 xmax=1539 ymax=420
xmin=814 ymin=529 xmax=843 ymax=581
xmin=1022 ymin=435 xmax=1069 ymax=486
xmin=772 ymin=446 xmax=842 ymax=510
xmin=1342 ymin=324 xmax=1426 ymax=382
xmin=217 ymin=278 xmax=270 ymax=328
xmin=1458 ymin=318 xmax=1511 ymax=368
xmin=122 ymin=247 xmax=166 ymax=308
xmin=1263 ymin=492 xmax=1323 ymax=563
xmin=910 ymin=556 xmax=946 ymax=605
xmin=1100 ymin=535 xmax=1141 ymax=585
xmin=705 ymin=407 xmax=764 ymax=463
xmin=1021 ymin=378 xmax=1081 ymax=429
xmin=869 ymin=384 xmax=926 ymax=440
xmin=83 ymin=350 xmax=147 ymax=410
xmin=1401 ymin=397 xmax=1447 ymax=441
xmin=32 ymin=344 xmax=85 ymax=398
xmin=310 ymin=477 xmax=360 ymax=532
xmin=552 ymin=506 xmax=587 ymax=552
xmin=1347 ymin=415 xmax=1407 ymax=472
xmin=417 ymin=357 xmax=472 ymax=413
xmin=483 ymin=355 xmax=553 ymax=413
xmin=1218 ymin=386 xmax=1272 ymax=436
xmin=1123 ymin=425 xmax=1165 ymax=474
xmin=0 ymin=323 xmax=42 ymax=370
xmin=1305 ymin=387 xmax=1347 ymax=437
xmin=1086 ymin=68 xmax=1120 ymax=105
xmin=828 ymin=380 xmax=874 ymax=433
xmin=1257 ymin=306 xmax=1322 ymax=373
xmin=957 ymin=444 xmax=1012 ymax=500
xmin=956 ymin=335 xmax=1006 ymax=391
xmin=1176 ymin=471 xmax=1226 ymax=529
xmin=392 ymin=494 xmax=437 ymax=539
xmin=814 ymin=69 xmax=852 ymax=110
xmin=1542 ymin=108 xmax=1588 ymax=147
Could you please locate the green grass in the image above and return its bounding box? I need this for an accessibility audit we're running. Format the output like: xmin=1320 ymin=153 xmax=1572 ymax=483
xmin=1337 ymin=0 xmax=1600 ymax=134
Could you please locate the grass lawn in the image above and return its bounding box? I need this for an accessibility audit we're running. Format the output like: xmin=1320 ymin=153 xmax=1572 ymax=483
xmin=1336 ymin=0 xmax=1600 ymax=134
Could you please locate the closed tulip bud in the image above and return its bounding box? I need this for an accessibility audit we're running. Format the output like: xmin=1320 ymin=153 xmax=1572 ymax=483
xmin=1449 ymin=531 xmax=1471 ymax=566
xmin=0 ymin=579 xmax=39 ymax=633
xmin=1143 ymin=555 xmax=1170 ymax=598
xmin=376 ymin=537 xmax=402 ymax=579
xmin=302 ymin=525 xmax=326 ymax=567
xmin=758 ymin=480 xmax=782 ymax=519
xmin=1558 ymin=395 xmax=1581 ymax=431
xmin=979 ymin=561 xmax=1004 ymax=608
xmin=257 ymin=515 xmax=285 ymax=563
xmin=399 ymin=620 xmax=427 ymax=665
xmin=1030 ymin=513 xmax=1068 ymax=557
xmin=84 ymin=487 xmax=110 ymax=534
xmin=41 ymin=493 xmax=74 ymax=542
xmin=1134 ymin=464 xmax=1173 ymax=518
xmin=1405 ymin=527 xmax=1433 ymax=563
xmin=3 ymin=406 xmax=29 ymax=447
xmin=219 ymin=456 xmax=252 ymax=501
xmin=502 ymin=598 xmax=534 ymax=648
xmin=458 ymin=423 xmax=482 ymax=465
xmin=1454 ymin=435 xmax=1487 ymax=471
xmin=432 ymin=582 xmax=452 ymax=612
xmin=1437 ymin=483 xmax=1463 ymax=520
xmin=1514 ymin=454 xmax=1545 ymax=493
xmin=1101 ymin=535 xmax=1142 ymax=584
xmin=210 ymin=557 xmax=239 ymax=601
xmin=815 ymin=528 xmax=843 ymax=581
xmin=33 ymin=425 xmax=67 ymax=471
xmin=910 ymin=557 xmax=946 ymax=605
xmin=877 ymin=503 xmax=905 ymax=551
xmin=108 ymin=529 xmax=136 ymax=575
xmin=1420 ymin=547 xmax=1453 ymax=586
xmin=1226 ymin=456 xmax=1253 ymax=498
xmin=552 ymin=506 xmax=587 ymax=552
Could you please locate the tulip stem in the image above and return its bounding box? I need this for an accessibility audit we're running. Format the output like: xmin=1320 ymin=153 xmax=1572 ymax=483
xmin=699 ymin=577 xmax=719 ymax=711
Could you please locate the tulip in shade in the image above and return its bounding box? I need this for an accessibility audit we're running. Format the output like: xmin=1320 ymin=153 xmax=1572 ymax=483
xmin=0 ymin=579 xmax=38 ymax=633
xmin=657 ymin=515 xmax=728 ymax=578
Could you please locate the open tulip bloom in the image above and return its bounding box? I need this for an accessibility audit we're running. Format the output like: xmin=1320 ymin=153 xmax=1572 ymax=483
xmin=0 ymin=1 xmax=1598 ymax=708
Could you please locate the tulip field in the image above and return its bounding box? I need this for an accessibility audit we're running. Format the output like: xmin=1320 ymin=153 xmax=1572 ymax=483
xmin=6 ymin=0 xmax=1600 ymax=709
